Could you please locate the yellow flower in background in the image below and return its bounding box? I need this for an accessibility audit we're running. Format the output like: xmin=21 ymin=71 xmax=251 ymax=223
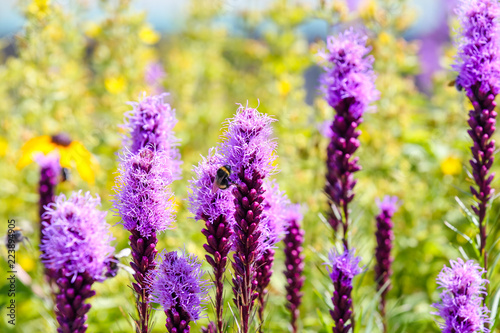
xmin=278 ymin=79 xmax=291 ymax=96
xmin=27 ymin=0 xmax=51 ymax=19
xmin=17 ymin=134 xmax=97 ymax=184
xmin=440 ymin=156 xmax=462 ymax=176
xmin=139 ymin=25 xmax=160 ymax=45
xmin=104 ymin=75 xmax=126 ymax=94
xmin=85 ymin=22 xmax=102 ymax=39
xmin=0 ymin=137 xmax=8 ymax=157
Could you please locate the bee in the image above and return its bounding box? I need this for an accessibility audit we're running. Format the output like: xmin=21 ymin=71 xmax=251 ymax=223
xmin=104 ymin=248 xmax=133 ymax=278
xmin=5 ymin=227 xmax=29 ymax=251
xmin=448 ymin=78 xmax=463 ymax=92
xmin=61 ymin=167 xmax=71 ymax=182
xmin=212 ymin=165 xmax=233 ymax=193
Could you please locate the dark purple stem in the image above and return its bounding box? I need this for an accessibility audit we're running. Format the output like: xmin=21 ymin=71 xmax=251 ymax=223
xmin=466 ymin=83 xmax=496 ymax=275
xmin=330 ymin=271 xmax=354 ymax=333
xmin=201 ymin=214 xmax=233 ymax=333
xmin=255 ymin=248 xmax=275 ymax=329
xmin=39 ymin=162 xmax=59 ymax=245
xmin=129 ymin=229 xmax=158 ymax=333
xmin=54 ymin=270 xmax=95 ymax=333
xmin=165 ymin=306 xmax=191 ymax=333
xmin=374 ymin=208 xmax=394 ymax=333
xmin=325 ymin=97 xmax=362 ymax=250
xmin=231 ymin=169 xmax=266 ymax=333
xmin=283 ymin=216 xmax=305 ymax=333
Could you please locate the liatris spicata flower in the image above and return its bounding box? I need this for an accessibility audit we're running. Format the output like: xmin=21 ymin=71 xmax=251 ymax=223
xmin=147 ymin=250 xmax=209 ymax=333
xmin=35 ymin=153 xmax=61 ymax=244
xmin=220 ymin=105 xmax=277 ymax=333
xmin=188 ymin=148 xmax=235 ymax=333
xmin=113 ymin=148 xmax=175 ymax=333
xmin=283 ymin=204 xmax=305 ymax=333
xmin=319 ymin=28 xmax=379 ymax=244
xmin=124 ymin=93 xmax=182 ymax=180
xmin=255 ymin=179 xmax=290 ymax=326
xmin=433 ymin=258 xmax=490 ymax=333
xmin=326 ymin=248 xmax=362 ymax=333
xmin=145 ymin=61 xmax=166 ymax=94
xmin=453 ymin=0 xmax=500 ymax=273
xmin=40 ymin=192 xmax=115 ymax=333
xmin=374 ymin=196 xmax=398 ymax=333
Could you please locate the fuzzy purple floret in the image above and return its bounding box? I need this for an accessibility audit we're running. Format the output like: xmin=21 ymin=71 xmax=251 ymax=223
xmin=454 ymin=0 xmax=500 ymax=95
xmin=124 ymin=93 xmax=182 ymax=180
xmin=326 ymin=248 xmax=362 ymax=333
xmin=374 ymin=196 xmax=398 ymax=331
xmin=147 ymin=250 xmax=208 ymax=332
xmin=113 ymin=148 xmax=175 ymax=238
xmin=221 ymin=105 xmax=276 ymax=333
xmin=433 ymin=258 xmax=490 ymax=333
xmin=41 ymin=191 xmax=115 ymax=283
xmin=319 ymin=28 xmax=379 ymax=119
xmin=188 ymin=148 xmax=235 ymax=223
xmin=221 ymin=104 xmax=277 ymax=183
xmin=283 ymin=204 xmax=305 ymax=333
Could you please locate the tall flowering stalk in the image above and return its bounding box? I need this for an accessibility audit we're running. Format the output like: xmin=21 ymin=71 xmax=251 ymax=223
xmin=188 ymin=148 xmax=235 ymax=333
xmin=40 ymin=192 xmax=115 ymax=333
xmin=221 ymin=105 xmax=277 ymax=333
xmin=326 ymin=248 xmax=362 ymax=333
xmin=115 ymin=93 xmax=181 ymax=332
xmin=433 ymin=258 xmax=490 ymax=333
xmin=453 ymin=0 xmax=500 ymax=273
xmin=319 ymin=29 xmax=379 ymax=246
xmin=255 ymin=179 xmax=289 ymax=327
xmin=374 ymin=196 xmax=398 ymax=333
xmin=147 ymin=250 xmax=209 ymax=333
xmin=113 ymin=149 xmax=175 ymax=333
xmin=283 ymin=204 xmax=305 ymax=333
xmin=35 ymin=153 xmax=61 ymax=246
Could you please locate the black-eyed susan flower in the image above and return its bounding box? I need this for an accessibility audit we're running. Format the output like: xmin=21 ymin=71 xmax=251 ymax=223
xmin=18 ymin=133 xmax=97 ymax=184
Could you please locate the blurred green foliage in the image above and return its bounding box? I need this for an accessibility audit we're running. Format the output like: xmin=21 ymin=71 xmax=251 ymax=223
xmin=1 ymin=0 xmax=499 ymax=332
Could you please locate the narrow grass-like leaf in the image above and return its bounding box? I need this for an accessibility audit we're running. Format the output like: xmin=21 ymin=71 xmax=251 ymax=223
xmin=444 ymin=220 xmax=473 ymax=244
xmin=455 ymin=196 xmax=479 ymax=227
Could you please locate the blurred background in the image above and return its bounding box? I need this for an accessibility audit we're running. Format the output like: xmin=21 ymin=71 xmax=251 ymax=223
xmin=1 ymin=0 xmax=499 ymax=332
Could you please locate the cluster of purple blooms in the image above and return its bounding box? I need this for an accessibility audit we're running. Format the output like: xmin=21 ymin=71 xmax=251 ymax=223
xmin=32 ymin=0 xmax=500 ymax=331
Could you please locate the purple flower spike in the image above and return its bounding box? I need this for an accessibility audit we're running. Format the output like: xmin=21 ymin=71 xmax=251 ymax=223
xmin=283 ymin=204 xmax=305 ymax=333
xmin=124 ymin=93 xmax=182 ymax=180
xmin=325 ymin=248 xmax=362 ymax=333
xmin=113 ymin=148 xmax=175 ymax=333
xmin=433 ymin=258 xmax=490 ymax=333
xmin=374 ymin=196 xmax=398 ymax=333
xmin=255 ymin=179 xmax=290 ymax=325
xmin=188 ymin=148 xmax=235 ymax=333
xmin=319 ymin=28 xmax=379 ymax=244
xmin=147 ymin=250 xmax=209 ymax=333
xmin=453 ymin=0 xmax=500 ymax=273
xmin=40 ymin=192 xmax=115 ymax=333
xmin=35 ymin=153 xmax=61 ymax=244
xmin=220 ymin=105 xmax=277 ymax=333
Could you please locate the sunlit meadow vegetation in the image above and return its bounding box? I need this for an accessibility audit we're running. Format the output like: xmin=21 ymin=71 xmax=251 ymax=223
xmin=1 ymin=0 xmax=499 ymax=332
